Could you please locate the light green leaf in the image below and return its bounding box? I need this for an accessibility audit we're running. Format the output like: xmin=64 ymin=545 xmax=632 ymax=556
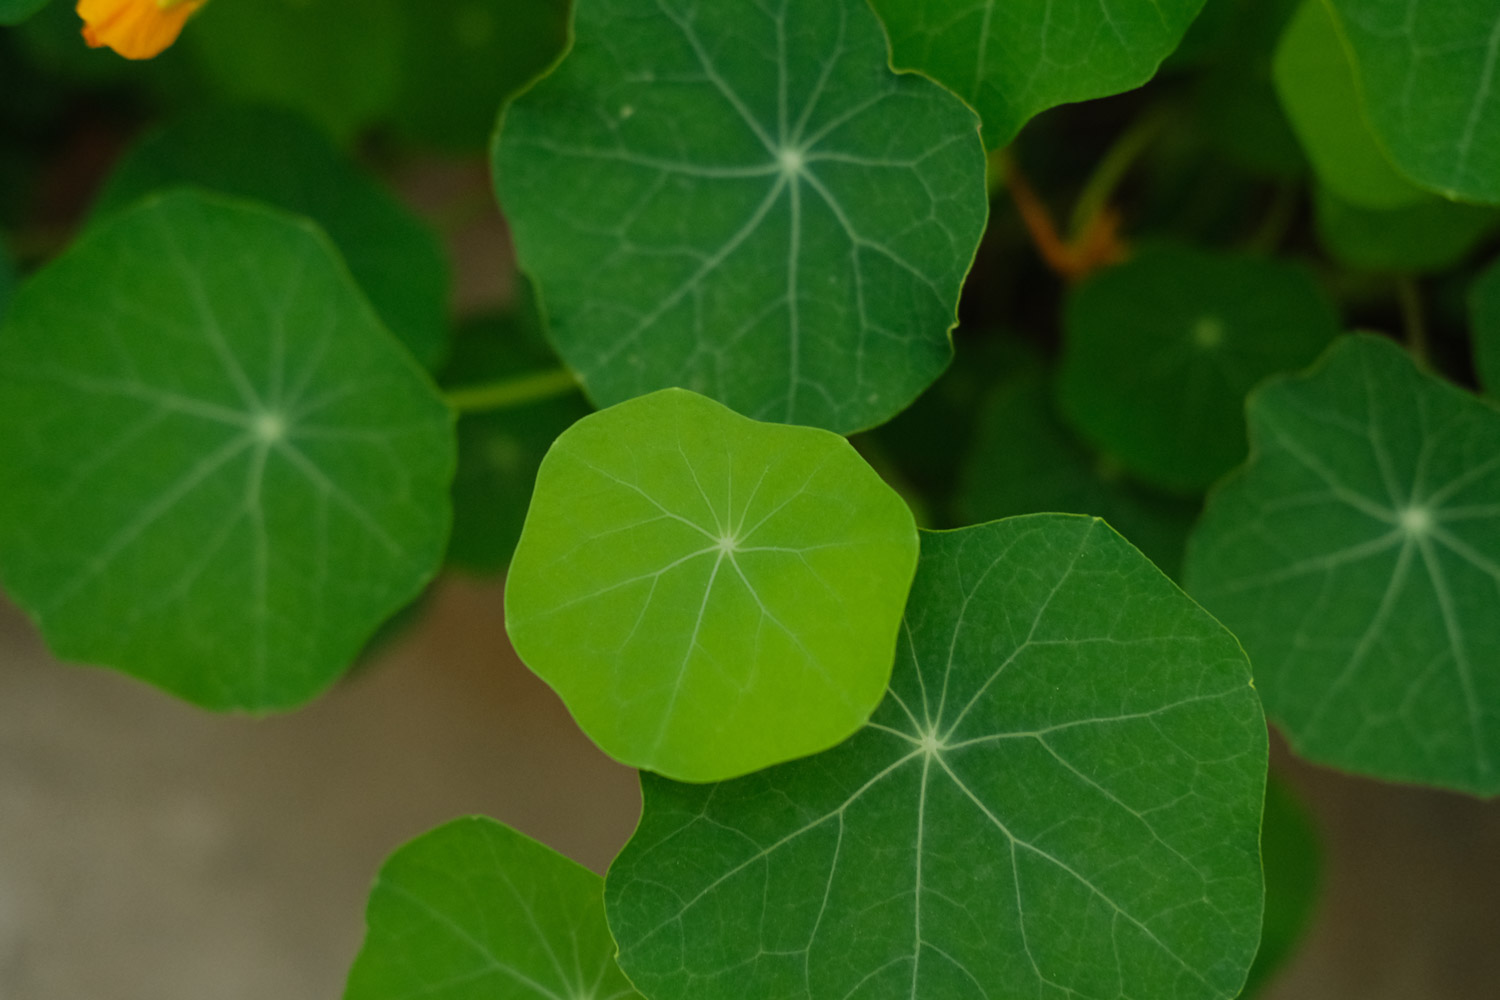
xmin=1186 ymin=334 xmax=1500 ymax=794
xmin=1325 ymin=0 xmax=1500 ymax=204
xmin=1313 ymin=184 xmax=1500 ymax=274
xmin=505 ymin=387 xmax=919 ymax=782
xmin=1471 ymin=256 xmax=1500 ymax=396
xmin=188 ymin=0 xmax=402 ymax=140
xmin=1058 ymin=245 xmax=1341 ymax=493
xmin=0 ymin=191 xmax=455 ymax=711
xmin=1273 ymin=0 xmax=1426 ymax=210
xmin=957 ymin=348 xmax=1198 ymax=577
xmin=388 ymin=0 xmax=571 ymax=151
xmin=492 ymin=0 xmax=988 ymax=434
xmin=93 ymin=106 xmax=452 ymax=370
xmin=868 ymin=0 xmax=1208 ymax=149
xmin=346 ymin=818 xmax=641 ymax=1000
xmin=1241 ymin=776 xmax=1322 ymax=998
xmin=606 ymin=515 xmax=1267 ymax=1000
xmin=442 ymin=293 xmax=591 ymax=576
xmin=0 ymin=0 xmax=50 ymax=26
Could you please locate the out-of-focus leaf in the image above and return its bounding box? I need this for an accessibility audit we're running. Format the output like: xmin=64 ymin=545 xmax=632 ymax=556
xmin=1314 ymin=185 xmax=1500 ymax=274
xmin=0 ymin=0 xmax=50 ymax=26
xmin=1241 ymin=776 xmax=1322 ymax=997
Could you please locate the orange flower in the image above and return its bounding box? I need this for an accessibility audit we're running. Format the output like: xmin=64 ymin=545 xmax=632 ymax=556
xmin=76 ymin=0 xmax=207 ymax=60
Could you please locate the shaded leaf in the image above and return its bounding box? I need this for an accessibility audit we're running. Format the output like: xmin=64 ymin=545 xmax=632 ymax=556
xmin=0 ymin=191 xmax=455 ymax=710
xmin=1313 ymin=185 xmax=1500 ymax=275
xmin=505 ymin=387 xmax=919 ymax=781
xmin=1240 ymin=776 xmax=1322 ymax=997
xmin=1186 ymin=334 xmax=1500 ymax=794
xmin=607 ymin=515 xmax=1267 ymax=1000
xmin=492 ymin=0 xmax=987 ymax=434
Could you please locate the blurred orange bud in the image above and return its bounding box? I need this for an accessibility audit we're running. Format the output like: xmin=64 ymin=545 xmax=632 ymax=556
xmin=76 ymin=0 xmax=207 ymax=60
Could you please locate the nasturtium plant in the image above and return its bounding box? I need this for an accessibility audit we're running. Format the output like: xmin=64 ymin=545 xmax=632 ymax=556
xmin=93 ymin=105 xmax=452 ymax=370
xmin=1058 ymin=244 xmax=1341 ymax=494
xmin=1473 ymin=256 xmax=1500 ymax=396
xmin=870 ymin=0 xmax=1207 ymax=149
xmin=0 ymin=190 xmax=454 ymax=710
xmin=1324 ymin=0 xmax=1500 ymax=205
xmin=492 ymin=0 xmax=988 ymax=434
xmin=1187 ymin=334 xmax=1500 ymax=794
xmin=505 ymin=387 xmax=919 ymax=781
xmin=346 ymin=817 xmax=640 ymax=1000
xmin=606 ymin=515 xmax=1267 ymax=1000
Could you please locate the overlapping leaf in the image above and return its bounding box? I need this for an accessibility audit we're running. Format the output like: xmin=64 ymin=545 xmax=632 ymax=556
xmin=94 ymin=106 xmax=451 ymax=369
xmin=607 ymin=515 xmax=1267 ymax=1000
xmin=1325 ymin=0 xmax=1500 ymax=204
xmin=492 ymin=0 xmax=987 ymax=434
xmin=0 ymin=191 xmax=455 ymax=710
xmin=1187 ymin=335 xmax=1500 ymax=794
xmin=869 ymin=0 xmax=1207 ymax=149
xmin=505 ymin=388 xmax=919 ymax=782
xmin=346 ymin=818 xmax=640 ymax=1000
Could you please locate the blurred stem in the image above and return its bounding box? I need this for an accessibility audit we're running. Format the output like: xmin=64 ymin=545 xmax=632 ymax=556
xmin=444 ymin=368 xmax=578 ymax=413
xmin=1394 ymin=276 xmax=1428 ymax=366
xmin=1244 ymin=181 xmax=1300 ymax=255
xmin=1002 ymin=150 xmax=1127 ymax=282
xmin=1067 ymin=106 xmax=1173 ymax=241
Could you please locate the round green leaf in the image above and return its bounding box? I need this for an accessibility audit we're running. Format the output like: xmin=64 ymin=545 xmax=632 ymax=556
xmin=1058 ymin=245 xmax=1342 ymax=493
xmin=868 ymin=0 xmax=1208 ymax=149
xmin=1471 ymin=255 xmax=1500 ymax=397
xmin=1273 ymin=0 xmax=1427 ymax=211
xmin=0 ymin=191 xmax=455 ymax=711
xmin=93 ymin=106 xmax=452 ymax=370
xmin=346 ymin=818 xmax=641 ymax=1000
xmin=957 ymin=349 xmax=1198 ymax=577
xmin=606 ymin=515 xmax=1267 ymax=1000
xmin=505 ymin=387 xmax=919 ymax=781
xmin=492 ymin=0 xmax=988 ymax=434
xmin=1186 ymin=334 xmax=1500 ymax=794
xmin=1313 ymin=184 xmax=1500 ymax=274
xmin=188 ymin=0 xmax=403 ymax=140
xmin=1325 ymin=0 xmax=1500 ymax=204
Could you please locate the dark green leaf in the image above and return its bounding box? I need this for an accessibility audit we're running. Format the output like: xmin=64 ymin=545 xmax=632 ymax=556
xmin=505 ymin=387 xmax=919 ymax=781
xmin=1186 ymin=334 xmax=1500 ymax=794
xmin=1058 ymin=245 xmax=1341 ymax=493
xmin=1314 ymin=185 xmax=1500 ymax=274
xmin=492 ymin=0 xmax=988 ymax=434
xmin=94 ymin=106 xmax=451 ymax=370
xmin=0 ymin=191 xmax=455 ymax=710
xmin=1325 ymin=0 xmax=1500 ymax=204
xmin=1470 ymin=256 xmax=1500 ymax=396
xmin=869 ymin=0 xmax=1208 ymax=149
xmin=607 ymin=515 xmax=1267 ymax=1000
xmin=346 ymin=817 xmax=640 ymax=1000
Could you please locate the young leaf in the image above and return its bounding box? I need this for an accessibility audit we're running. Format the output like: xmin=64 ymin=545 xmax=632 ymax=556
xmin=492 ymin=0 xmax=988 ymax=434
xmin=606 ymin=515 xmax=1267 ymax=1000
xmin=1313 ymin=185 xmax=1500 ymax=275
xmin=505 ymin=387 xmax=919 ymax=782
xmin=1472 ymin=256 xmax=1500 ymax=397
xmin=93 ymin=106 xmax=452 ymax=370
xmin=345 ymin=817 xmax=640 ymax=1000
xmin=1186 ymin=335 xmax=1500 ymax=794
xmin=0 ymin=191 xmax=455 ymax=711
xmin=1324 ymin=0 xmax=1500 ymax=205
xmin=868 ymin=0 xmax=1208 ymax=149
xmin=1273 ymin=0 xmax=1427 ymax=211
xmin=957 ymin=348 xmax=1198 ymax=577
xmin=1058 ymin=245 xmax=1341 ymax=493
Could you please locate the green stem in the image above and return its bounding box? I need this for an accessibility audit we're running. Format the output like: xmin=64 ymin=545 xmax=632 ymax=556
xmin=444 ymin=367 xmax=579 ymax=413
xmin=1068 ymin=107 xmax=1173 ymax=241
xmin=1394 ymin=275 xmax=1429 ymax=366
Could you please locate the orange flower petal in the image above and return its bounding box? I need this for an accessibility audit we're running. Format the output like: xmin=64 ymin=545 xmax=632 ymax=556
xmin=77 ymin=0 xmax=204 ymax=61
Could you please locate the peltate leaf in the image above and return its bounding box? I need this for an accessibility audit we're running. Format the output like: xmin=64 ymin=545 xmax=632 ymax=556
xmin=505 ymin=387 xmax=919 ymax=782
xmin=606 ymin=515 xmax=1267 ymax=1000
xmin=1186 ymin=334 xmax=1500 ymax=794
xmin=1058 ymin=245 xmax=1341 ymax=493
xmin=345 ymin=818 xmax=640 ymax=1000
xmin=0 ymin=191 xmax=455 ymax=710
xmin=492 ymin=0 xmax=988 ymax=434
xmin=1472 ymin=255 xmax=1500 ymax=396
xmin=868 ymin=0 xmax=1208 ymax=149
xmin=1325 ymin=0 xmax=1500 ymax=204
xmin=93 ymin=106 xmax=451 ymax=370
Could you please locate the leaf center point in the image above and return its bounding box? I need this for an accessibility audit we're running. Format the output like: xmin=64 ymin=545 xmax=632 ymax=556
xmin=777 ymin=147 xmax=806 ymax=176
xmin=1399 ymin=505 xmax=1432 ymax=536
xmin=252 ymin=411 xmax=287 ymax=443
xmin=918 ymin=728 xmax=947 ymax=758
xmin=1191 ymin=316 xmax=1226 ymax=349
xmin=716 ymin=533 xmax=739 ymax=556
